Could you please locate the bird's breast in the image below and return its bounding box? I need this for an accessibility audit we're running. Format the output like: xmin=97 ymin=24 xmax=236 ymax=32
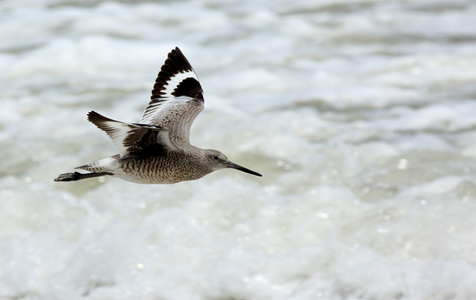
xmin=119 ymin=155 xmax=210 ymax=184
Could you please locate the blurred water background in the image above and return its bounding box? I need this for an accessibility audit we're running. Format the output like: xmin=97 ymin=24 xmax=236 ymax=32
xmin=1 ymin=0 xmax=476 ymax=299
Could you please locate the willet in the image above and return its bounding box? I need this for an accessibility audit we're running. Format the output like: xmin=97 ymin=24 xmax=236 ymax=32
xmin=54 ymin=47 xmax=262 ymax=184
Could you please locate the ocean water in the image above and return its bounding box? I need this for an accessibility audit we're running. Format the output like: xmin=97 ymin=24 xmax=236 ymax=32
xmin=1 ymin=0 xmax=476 ymax=299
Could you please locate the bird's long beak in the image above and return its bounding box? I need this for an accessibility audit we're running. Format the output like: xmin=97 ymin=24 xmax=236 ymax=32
xmin=227 ymin=161 xmax=262 ymax=177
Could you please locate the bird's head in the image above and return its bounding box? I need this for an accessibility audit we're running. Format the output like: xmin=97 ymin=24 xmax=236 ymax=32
xmin=203 ymin=149 xmax=262 ymax=177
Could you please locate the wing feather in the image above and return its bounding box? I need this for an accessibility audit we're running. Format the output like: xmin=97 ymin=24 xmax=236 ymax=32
xmin=140 ymin=47 xmax=204 ymax=146
xmin=88 ymin=111 xmax=177 ymax=157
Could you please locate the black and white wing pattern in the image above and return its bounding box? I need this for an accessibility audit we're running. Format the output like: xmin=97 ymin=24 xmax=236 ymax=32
xmin=140 ymin=47 xmax=204 ymax=146
xmin=88 ymin=111 xmax=178 ymax=157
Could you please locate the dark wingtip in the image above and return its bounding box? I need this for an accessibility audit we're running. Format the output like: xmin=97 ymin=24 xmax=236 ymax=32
xmin=166 ymin=47 xmax=194 ymax=73
xmin=151 ymin=47 xmax=201 ymax=100
xmin=86 ymin=111 xmax=118 ymax=134
xmin=87 ymin=111 xmax=96 ymax=123
xmin=87 ymin=110 xmax=97 ymax=119
xmin=87 ymin=110 xmax=110 ymax=123
xmin=172 ymin=46 xmax=183 ymax=56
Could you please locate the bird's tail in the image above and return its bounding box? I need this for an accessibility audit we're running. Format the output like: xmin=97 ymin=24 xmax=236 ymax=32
xmin=54 ymin=155 xmax=119 ymax=182
xmin=54 ymin=171 xmax=112 ymax=182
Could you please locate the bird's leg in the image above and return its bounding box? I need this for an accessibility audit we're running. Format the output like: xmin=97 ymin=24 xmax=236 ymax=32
xmin=54 ymin=171 xmax=112 ymax=182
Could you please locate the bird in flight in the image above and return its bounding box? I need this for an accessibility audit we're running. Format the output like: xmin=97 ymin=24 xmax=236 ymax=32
xmin=55 ymin=47 xmax=262 ymax=184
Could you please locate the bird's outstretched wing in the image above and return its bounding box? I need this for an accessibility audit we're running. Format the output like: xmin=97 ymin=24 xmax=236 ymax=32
xmin=140 ymin=47 xmax=204 ymax=146
xmin=88 ymin=111 xmax=178 ymax=157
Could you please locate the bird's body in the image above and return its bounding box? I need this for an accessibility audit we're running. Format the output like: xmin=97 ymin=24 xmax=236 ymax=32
xmin=75 ymin=146 xmax=223 ymax=184
xmin=55 ymin=47 xmax=261 ymax=184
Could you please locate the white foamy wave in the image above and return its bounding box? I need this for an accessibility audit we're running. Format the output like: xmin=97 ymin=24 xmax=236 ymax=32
xmin=1 ymin=0 xmax=476 ymax=299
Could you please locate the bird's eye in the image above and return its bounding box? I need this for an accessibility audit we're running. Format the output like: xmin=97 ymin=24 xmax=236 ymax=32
xmin=212 ymin=155 xmax=219 ymax=160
